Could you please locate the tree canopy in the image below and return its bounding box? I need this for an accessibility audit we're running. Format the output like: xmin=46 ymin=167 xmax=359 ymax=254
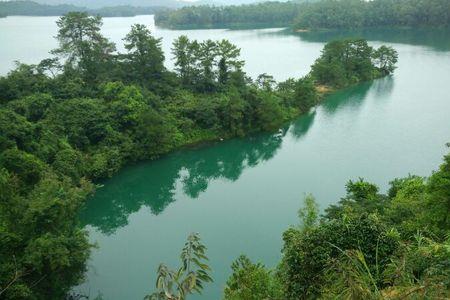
xmin=154 ymin=0 xmax=450 ymax=30
xmin=0 ymin=0 xmax=168 ymax=18
xmin=294 ymin=0 xmax=450 ymax=30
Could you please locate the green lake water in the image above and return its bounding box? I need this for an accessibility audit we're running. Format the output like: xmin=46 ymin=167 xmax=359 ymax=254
xmin=1 ymin=15 xmax=450 ymax=300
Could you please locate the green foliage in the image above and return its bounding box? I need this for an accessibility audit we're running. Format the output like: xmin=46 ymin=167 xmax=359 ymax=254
xmin=224 ymin=255 xmax=283 ymax=300
xmin=384 ymin=176 xmax=429 ymax=238
xmin=155 ymin=2 xmax=303 ymax=29
xmin=372 ymin=46 xmax=399 ymax=76
xmin=171 ymin=36 xmax=244 ymax=91
xmin=255 ymin=92 xmax=284 ymax=132
xmin=277 ymin=76 xmax=319 ymax=114
xmin=0 ymin=1 xmax=165 ymax=18
xmin=426 ymin=150 xmax=450 ymax=235
xmin=322 ymin=249 xmax=383 ymax=299
xmin=293 ymin=77 xmax=318 ymax=113
xmin=311 ymin=39 xmax=397 ymax=88
xmin=52 ymin=147 xmax=85 ymax=182
xmin=154 ymin=0 xmax=450 ymax=30
xmin=132 ymin=107 xmax=176 ymax=159
xmin=0 ymin=148 xmax=46 ymax=187
xmin=325 ymin=178 xmax=388 ymax=220
xmin=276 ymin=149 xmax=450 ymax=299
xmin=145 ymin=233 xmax=213 ymax=300
xmin=298 ymin=194 xmax=319 ymax=229
xmin=0 ymin=13 xmax=397 ymax=299
xmin=0 ymin=172 xmax=92 ymax=300
xmin=0 ymin=63 xmax=51 ymax=102
xmin=280 ymin=214 xmax=399 ymax=298
xmin=216 ymin=40 xmax=244 ymax=86
xmin=7 ymin=93 xmax=54 ymax=122
xmin=382 ymin=234 xmax=450 ymax=299
xmin=294 ymin=0 xmax=450 ymax=30
xmin=123 ymin=24 xmax=165 ymax=87
xmin=316 ymin=234 xmax=450 ymax=299
xmin=52 ymin=12 xmax=116 ymax=84
xmin=44 ymin=98 xmax=111 ymax=150
xmin=0 ymin=108 xmax=35 ymax=151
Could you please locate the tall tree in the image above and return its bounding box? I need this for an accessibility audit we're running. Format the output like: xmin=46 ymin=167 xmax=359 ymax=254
xmin=372 ymin=45 xmax=399 ymax=75
xmin=198 ymin=39 xmax=218 ymax=92
xmin=216 ymin=40 xmax=244 ymax=85
xmin=123 ymin=24 xmax=165 ymax=87
xmin=172 ymin=35 xmax=199 ymax=87
xmin=52 ymin=12 xmax=116 ymax=83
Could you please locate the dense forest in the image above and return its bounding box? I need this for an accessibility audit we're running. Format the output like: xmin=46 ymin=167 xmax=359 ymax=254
xmin=155 ymin=0 xmax=450 ymax=30
xmin=154 ymin=1 xmax=303 ymax=29
xmin=148 ymin=150 xmax=450 ymax=299
xmin=0 ymin=12 xmax=397 ymax=299
xmin=294 ymin=0 xmax=450 ymax=29
xmin=29 ymin=0 xmax=198 ymax=9
xmin=0 ymin=1 xmax=169 ymax=17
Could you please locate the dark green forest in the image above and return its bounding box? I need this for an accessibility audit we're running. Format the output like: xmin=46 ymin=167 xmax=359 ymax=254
xmin=155 ymin=1 xmax=303 ymax=29
xmin=155 ymin=0 xmax=450 ymax=30
xmin=0 ymin=1 xmax=169 ymax=17
xmin=0 ymin=12 xmax=397 ymax=299
xmin=294 ymin=0 xmax=450 ymax=29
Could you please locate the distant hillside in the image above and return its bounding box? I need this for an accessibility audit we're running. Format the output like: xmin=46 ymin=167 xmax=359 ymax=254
xmin=155 ymin=1 xmax=304 ymax=29
xmin=16 ymin=0 xmax=283 ymax=8
xmin=155 ymin=0 xmax=450 ymax=30
xmin=27 ymin=0 xmax=197 ymax=9
xmin=0 ymin=1 xmax=170 ymax=17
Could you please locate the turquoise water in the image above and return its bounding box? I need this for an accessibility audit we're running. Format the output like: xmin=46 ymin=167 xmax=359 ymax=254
xmin=1 ymin=15 xmax=449 ymax=300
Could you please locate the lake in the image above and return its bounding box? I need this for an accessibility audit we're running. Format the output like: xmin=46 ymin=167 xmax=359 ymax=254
xmin=1 ymin=15 xmax=450 ymax=300
xmin=0 ymin=15 xmax=317 ymax=80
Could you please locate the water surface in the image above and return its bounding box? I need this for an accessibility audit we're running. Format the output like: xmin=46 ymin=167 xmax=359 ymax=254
xmin=0 ymin=15 xmax=317 ymax=80
xmin=2 ymin=15 xmax=450 ymax=300
xmin=79 ymin=28 xmax=450 ymax=299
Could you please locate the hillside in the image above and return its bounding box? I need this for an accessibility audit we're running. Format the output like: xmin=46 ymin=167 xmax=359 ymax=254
xmin=0 ymin=1 xmax=169 ymax=17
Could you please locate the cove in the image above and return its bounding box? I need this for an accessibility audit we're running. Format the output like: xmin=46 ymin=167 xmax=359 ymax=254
xmin=76 ymin=25 xmax=450 ymax=299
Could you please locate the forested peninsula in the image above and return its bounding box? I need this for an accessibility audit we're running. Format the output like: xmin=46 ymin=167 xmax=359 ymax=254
xmin=155 ymin=0 xmax=450 ymax=30
xmin=0 ymin=12 xmax=399 ymax=299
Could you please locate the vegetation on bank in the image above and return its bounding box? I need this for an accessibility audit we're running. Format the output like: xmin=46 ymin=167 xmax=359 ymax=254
xmin=154 ymin=1 xmax=302 ymax=29
xmin=0 ymin=11 xmax=396 ymax=299
xmin=153 ymin=150 xmax=450 ymax=299
xmin=294 ymin=0 xmax=450 ymax=30
xmin=226 ymin=149 xmax=450 ymax=299
xmin=154 ymin=0 xmax=450 ymax=30
xmin=0 ymin=0 xmax=169 ymax=18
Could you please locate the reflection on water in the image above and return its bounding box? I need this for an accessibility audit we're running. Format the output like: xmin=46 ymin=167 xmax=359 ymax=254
xmin=80 ymin=80 xmax=377 ymax=235
xmin=290 ymin=111 xmax=316 ymax=141
xmin=371 ymin=76 xmax=395 ymax=100
xmin=80 ymin=133 xmax=284 ymax=235
xmin=73 ymin=24 xmax=450 ymax=300
xmin=321 ymin=81 xmax=372 ymax=114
